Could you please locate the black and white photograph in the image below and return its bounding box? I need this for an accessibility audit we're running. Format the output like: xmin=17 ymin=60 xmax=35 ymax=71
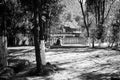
xmin=0 ymin=0 xmax=120 ymax=80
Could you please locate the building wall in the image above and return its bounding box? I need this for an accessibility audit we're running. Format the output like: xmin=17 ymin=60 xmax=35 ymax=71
xmin=50 ymin=34 xmax=87 ymax=46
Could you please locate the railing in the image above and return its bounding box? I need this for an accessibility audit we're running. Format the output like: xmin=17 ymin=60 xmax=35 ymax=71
xmin=49 ymin=37 xmax=87 ymax=46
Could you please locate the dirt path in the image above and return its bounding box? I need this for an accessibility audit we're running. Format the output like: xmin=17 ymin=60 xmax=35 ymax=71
xmin=8 ymin=47 xmax=120 ymax=80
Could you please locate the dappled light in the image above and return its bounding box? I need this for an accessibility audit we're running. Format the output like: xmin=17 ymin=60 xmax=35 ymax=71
xmin=1 ymin=0 xmax=120 ymax=80
xmin=4 ymin=47 xmax=120 ymax=80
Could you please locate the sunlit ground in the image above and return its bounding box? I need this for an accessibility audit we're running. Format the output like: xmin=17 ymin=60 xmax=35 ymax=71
xmin=8 ymin=45 xmax=120 ymax=80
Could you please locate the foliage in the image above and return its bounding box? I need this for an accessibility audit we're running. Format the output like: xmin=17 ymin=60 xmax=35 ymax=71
xmin=18 ymin=0 xmax=65 ymax=71
xmin=64 ymin=13 xmax=72 ymax=22
xmin=109 ymin=13 xmax=120 ymax=47
xmin=0 ymin=0 xmax=64 ymax=46
xmin=85 ymin=0 xmax=116 ymax=42
xmin=74 ymin=15 xmax=81 ymax=22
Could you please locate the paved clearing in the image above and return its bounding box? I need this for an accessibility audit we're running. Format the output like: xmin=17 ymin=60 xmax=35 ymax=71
xmin=8 ymin=46 xmax=120 ymax=80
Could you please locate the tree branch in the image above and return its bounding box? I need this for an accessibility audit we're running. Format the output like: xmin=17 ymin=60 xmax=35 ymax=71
xmin=78 ymin=0 xmax=89 ymax=37
xmin=104 ymin=0 xmax=116 ymax=20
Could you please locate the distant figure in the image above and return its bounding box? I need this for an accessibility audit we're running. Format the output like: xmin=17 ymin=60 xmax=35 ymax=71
xmin=56 ymin=38 xmax=61 ymax=46
xmin=53 ymin=38 xmax=61 ymax=46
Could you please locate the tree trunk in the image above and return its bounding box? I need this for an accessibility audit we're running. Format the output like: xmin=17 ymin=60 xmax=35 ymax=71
xmin=0 ymin=8 xmax=8 ymax=67
xmin=38 ymin=0 xmax=46 ymax=66
xmin=0 ymin=36 xmax=8 ymax=67
xmin=33 ymin=0 xmax=46 ymax=72
xmin=110 ymin=40 xmax=115 ymax=48
xmin=33 ymin=0 xmax=42 ymax=72
xmin=40 ymin=40 xmax=46 ymax=65
xmin=39 ymin=15 xmax=46 ymax=66
xmin=33 ymin=25 xmax=42 ymax=72
xmin=79 ymin=0 xmax=89 ymax=37
xmin=79 ymin=0 xmax=90 ymax=47
xmin=92 ymin=37 xmax=95 ymax=48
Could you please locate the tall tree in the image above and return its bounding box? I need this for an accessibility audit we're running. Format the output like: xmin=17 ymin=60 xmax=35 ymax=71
xmin=86 ymin=0 xmax=116 ymax=40
xmin=6 ymin=0 xmax=27 ymax=46
xmin=78 ymin=0 xmax=94 ymax=47
xmin=78 ymin=0 xmax=91 ymax=37
xmin=20 ymin=0 xmax=64 ymax=72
